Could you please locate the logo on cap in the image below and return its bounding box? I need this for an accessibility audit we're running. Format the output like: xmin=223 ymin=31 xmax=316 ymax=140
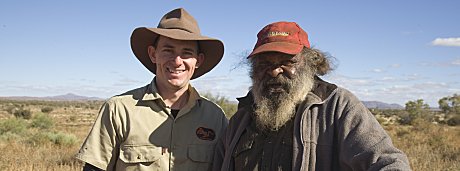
xmin=267 ymin=31 xmax=290 ymax=38
xmin=196 ymin=127 xmax=216 ymax=141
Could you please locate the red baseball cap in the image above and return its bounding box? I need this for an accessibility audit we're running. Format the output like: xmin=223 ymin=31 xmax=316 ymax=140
xmin=248 ymin=21 xmax=310 ymax=58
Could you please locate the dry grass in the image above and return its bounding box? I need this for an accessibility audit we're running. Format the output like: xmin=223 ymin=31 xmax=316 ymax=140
xmin=385 ymin=119 xmax=460 ymax=171
xmin=0 ymin=100 xmax=459 ymax=170
xmin=0 ymin=100 xmax=97 ymax=171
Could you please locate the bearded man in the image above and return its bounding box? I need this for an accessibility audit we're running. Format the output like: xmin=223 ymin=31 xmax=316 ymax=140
xmin=213 ymin=21 xmax=411 ymax=171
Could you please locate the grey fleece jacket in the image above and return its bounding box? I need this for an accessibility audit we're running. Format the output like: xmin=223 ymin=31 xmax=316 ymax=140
xmin=213 ymin=78 xmax=411 ymax=171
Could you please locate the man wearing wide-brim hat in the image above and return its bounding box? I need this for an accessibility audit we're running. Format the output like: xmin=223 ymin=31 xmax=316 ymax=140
xmin=77 ymin=8 xmax=228 ymax=171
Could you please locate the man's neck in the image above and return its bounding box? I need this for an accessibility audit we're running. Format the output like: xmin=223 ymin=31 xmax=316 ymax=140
xmin=156 ymin=81 xmax=190 ymax=109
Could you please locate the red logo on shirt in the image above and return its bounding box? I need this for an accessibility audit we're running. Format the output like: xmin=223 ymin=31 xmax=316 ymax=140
xmin=196 ymin=127 xmax=216 ymax=141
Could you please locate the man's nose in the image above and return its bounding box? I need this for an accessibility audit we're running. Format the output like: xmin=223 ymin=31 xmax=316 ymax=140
xmin=172 ymin=55 xmax=183 ymax=66
xmin=268 ymin=67 xmax=283 ymax=77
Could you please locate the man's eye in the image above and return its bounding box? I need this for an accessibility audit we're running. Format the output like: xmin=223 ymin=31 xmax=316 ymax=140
xmin=257 ymin=62 xmax=271 ymax=68
xmin=282 ymin=61 xmax=297 ymax=66
xmin=162 ymin=49 xmax=173 ymax=53
xmin=181 ymin=52 xmax=195 ymax=58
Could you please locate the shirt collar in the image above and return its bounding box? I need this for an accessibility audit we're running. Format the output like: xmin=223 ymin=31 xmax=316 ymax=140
xmin=141 ymin=78 xmax=163 ymax=101
xmin=141 ymin=77 xmax=202 ymax=107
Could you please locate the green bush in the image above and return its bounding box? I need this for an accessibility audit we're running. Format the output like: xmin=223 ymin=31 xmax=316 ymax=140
xmin=446 ymin=115 xmax=460 ymax=126
xmin=13 ymin=108 xmax=32 ymax=119
xmin=0 ymin=118 xmax=27 ymax=135
xmin=26 ymin=131 xmax=51 ymax=146
xmin=398 ymin=113 xmax=413 ymax=125
xmin=26 ymin=131 xmax=78 ymax=146
xmin=47 ymin=132 xmax=78 ymax=146
xmin=40 ymin=106 xmax=54 ymax=113
xmin=31 ymin=113 xmax=54 ymax=130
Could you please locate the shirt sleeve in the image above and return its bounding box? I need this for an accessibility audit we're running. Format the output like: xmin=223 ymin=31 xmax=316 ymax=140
xmin=76 ymin=101 xmax=121 ymax=170
xmin=337 ymin=94 xmax=411 ymax=170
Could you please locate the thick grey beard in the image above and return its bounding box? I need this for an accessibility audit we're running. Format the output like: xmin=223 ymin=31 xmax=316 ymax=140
xmin=251 ymin=64 xmax=315 ymax=131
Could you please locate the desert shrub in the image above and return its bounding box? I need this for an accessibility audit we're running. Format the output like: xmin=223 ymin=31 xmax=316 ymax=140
xmin=446 ymin=115 xmax=460 ymax=126
xmin=47 ymin=132 xmax=78 ymax=146
xmin=26 ymin=131 xmax=51 ymax=146
xmin=26 ymin=131 xmax=77 ymax=146
xmin=41 ymin=106 xmax=54 ymax=113
xmin=0 ymin=118 xmax=27 ymax=135
xmin=13 ymin=108 xmax=32 ymax=119
xmin=398 ymin=112 xmax=413 ymax=125
xmin=5 ymin=106 xmax=16 ymax=114
xmin=202 ymin=93 xmax=237 ymax=118
xmin=31 ymin=113 xmax=54 ymax=130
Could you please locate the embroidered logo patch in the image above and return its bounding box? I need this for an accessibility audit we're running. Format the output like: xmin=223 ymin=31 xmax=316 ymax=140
xmin=196 ymin=127 xmax=216 ymax=141
xmin=267 ymin=31 xmax=290 ymax=37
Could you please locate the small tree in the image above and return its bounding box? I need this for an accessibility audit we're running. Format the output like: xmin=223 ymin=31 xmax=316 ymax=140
xmin=438 ymin=94 xmax=460 ymax=115
xmin=402 ymin=99 xmax=430 ymax=125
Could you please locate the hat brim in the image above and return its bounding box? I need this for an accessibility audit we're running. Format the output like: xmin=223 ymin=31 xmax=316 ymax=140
xmin=130 ymin=27 xmax=224 ymax=79
xmin=248 ymin=42 xmax=303 ymax=58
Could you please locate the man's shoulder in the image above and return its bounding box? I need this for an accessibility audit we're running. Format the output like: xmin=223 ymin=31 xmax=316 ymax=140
xmin=197 ymin=96 xmax=225 ymax=111
xmin=106 ymin=85 xmax=149 ymax=104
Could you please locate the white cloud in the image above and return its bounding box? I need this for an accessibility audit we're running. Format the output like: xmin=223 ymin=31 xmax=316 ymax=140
xmin=451 ymin=58 xmax=460 ymax=66
xmin=390 ymin=64 xmax=401 ymax=68
xmin=372 ymin=68 xmax=384 ymax=73
xmin=431 ymin=37 xmax=460 ymax=47
xmin=419 ymin=58 xmax=460 ymax=67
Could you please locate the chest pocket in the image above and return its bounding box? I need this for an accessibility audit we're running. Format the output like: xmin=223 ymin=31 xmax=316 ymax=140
xmin=119 ymin=144 xmax=163 ymax=163
xmin=187 ymin=144 xmax=215 ymax=163
xmin=186 ymin=144 xmax=215 ymax=171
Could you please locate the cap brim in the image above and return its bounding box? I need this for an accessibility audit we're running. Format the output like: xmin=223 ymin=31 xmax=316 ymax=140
xmin=248 ymin=42 xmax=303 ymax=58
xmin=130 ymin=27 xmax=224 ymax=79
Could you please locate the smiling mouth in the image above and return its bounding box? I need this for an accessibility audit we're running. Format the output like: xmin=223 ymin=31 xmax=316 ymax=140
xmin=167 ymin=68 xmax=186 ymax=74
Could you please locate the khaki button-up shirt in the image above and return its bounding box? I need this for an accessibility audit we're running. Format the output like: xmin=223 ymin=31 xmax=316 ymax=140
xmin=76 ymin=79 xmax=228 ymax=171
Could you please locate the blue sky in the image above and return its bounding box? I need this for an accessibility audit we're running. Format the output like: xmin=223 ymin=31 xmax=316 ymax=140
xmin=1 ymin=1 xmax=459 ymax=107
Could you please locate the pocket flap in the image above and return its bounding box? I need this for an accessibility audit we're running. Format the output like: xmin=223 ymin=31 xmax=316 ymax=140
xmin=119 ymin=144 xmax=163 ymax=163
xmin=187 ymin=144 xmax=214 ymax=163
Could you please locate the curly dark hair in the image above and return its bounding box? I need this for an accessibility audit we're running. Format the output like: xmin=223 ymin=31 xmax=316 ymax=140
xmin=300 ymin=47 xmax=335 ymax=76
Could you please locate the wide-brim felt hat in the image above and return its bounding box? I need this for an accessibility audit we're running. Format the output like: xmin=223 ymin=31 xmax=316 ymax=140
xmin=131 ymin=8 xmax=224 ymax=79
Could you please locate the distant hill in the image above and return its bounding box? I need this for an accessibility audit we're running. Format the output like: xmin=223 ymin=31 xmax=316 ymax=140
xmin=0 ymin=93 xmax=105 ymax=101
xmin=361 ymin=101 xmax=404 ymax=109
xmin=0 ymin=94 xmax=404 ymax=109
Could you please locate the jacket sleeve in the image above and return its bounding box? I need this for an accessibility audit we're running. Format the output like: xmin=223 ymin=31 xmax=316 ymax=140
xmin=336 ymin=90 xmax=411 ymax=170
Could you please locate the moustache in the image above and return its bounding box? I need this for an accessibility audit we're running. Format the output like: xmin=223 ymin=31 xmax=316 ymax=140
xmin=260 ymin=75 xmax=293 ymax=92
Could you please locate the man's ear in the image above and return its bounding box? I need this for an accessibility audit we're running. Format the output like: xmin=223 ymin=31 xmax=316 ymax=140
xmin=196 ymin=53 xmax=205 ymax=68
xmin=147 ymin=45 xmax=156 ymax=63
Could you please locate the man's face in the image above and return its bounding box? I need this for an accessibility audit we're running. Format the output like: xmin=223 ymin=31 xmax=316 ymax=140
xmin=250 ymin=51 xmax=315 ymax=131
xmin=251 ymin=52 xmax=301 ymax=97
xmin=148 ymin=36 xmax=204 ymax=91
